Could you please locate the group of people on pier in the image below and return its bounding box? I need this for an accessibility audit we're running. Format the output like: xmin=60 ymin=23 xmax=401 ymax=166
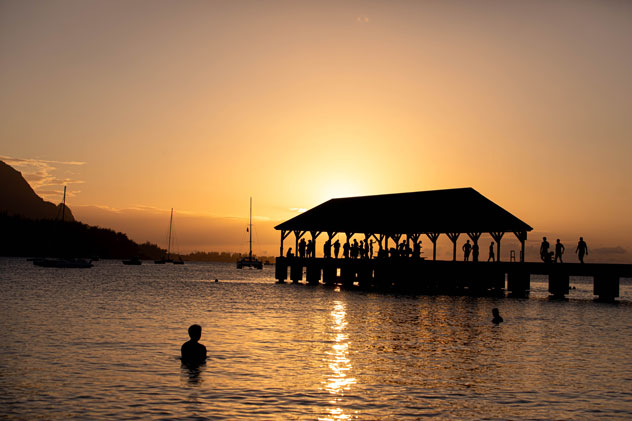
xmin=286 ymin=234 xmax=590 ymax=263
xmin=539 ymin=237 xmax=589 ymax=263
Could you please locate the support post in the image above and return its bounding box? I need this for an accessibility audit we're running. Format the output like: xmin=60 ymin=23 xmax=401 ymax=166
xmin=280 ymin=230 xmax=291 ymax=257
xmin=426 ymin=233 xmax=440 ymax=261
xmin=294 ymin=230 xmax=306 ymax=258
xmin=513 ymin=231 xmax=527 ymax=262
xmin=447 ymin=232 xmax=460 ymax=261
xmin=490 ymin=232 xmax=505 ymax=262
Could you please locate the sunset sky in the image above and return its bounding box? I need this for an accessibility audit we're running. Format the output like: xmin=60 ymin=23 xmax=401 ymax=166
xmin=2 ymin=1 xmax=631 ymax=261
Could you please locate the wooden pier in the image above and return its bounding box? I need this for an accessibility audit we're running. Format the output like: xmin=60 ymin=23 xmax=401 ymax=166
xmin=273 ymin=189 xmax=631 ymax=301
xmin=275 ymin=256 xmax=632 ymax=301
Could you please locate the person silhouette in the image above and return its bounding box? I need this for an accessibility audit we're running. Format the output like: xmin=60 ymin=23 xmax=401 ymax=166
xmin=462 ymin=240 xmax=472 ymax=261
xmin=286 ymin=247 xmax=293 ymax=258
xmin=299 ymin=238 xmax=306 ymax=258
xmin=323 ymin=239 xmax=332 ymax=258
xmin=554 ymin=239 xmax=565 ymax=263
xmin=181 ymin=324 xmax=207 ymax=366
xmin=492 ymin=308 xmax=503 ymax=324
xmin=576 ymin=237 xmax=588 ymax=263
xmin=472 ymin=242 xmax=479 ymax=262
xmin=369 ymin=239 xmax=374 ymax=259
xmin=333 ymin=239 xmax=341 ymax=258
xmin=488 ymin=242 xmax=495 ymax=262
xmin=540 ymin=237 xmax=550 ymax=262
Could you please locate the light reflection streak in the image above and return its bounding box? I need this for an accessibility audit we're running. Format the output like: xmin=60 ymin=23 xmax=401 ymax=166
xmin=321 ymin=300 xmax=356 ymax=420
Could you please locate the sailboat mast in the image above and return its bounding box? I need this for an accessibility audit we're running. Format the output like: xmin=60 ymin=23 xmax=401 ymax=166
xmin=249 ymin=197 xmax=253 ymax=259
xmin=61 ymin=186 xmax=67 ymax=222
xmin=168 ymin=208 xmax=173 ymax=260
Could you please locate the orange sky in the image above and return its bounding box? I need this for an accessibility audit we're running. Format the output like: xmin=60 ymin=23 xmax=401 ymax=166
xmin=1 ymin=1 xmax=631 ymax=261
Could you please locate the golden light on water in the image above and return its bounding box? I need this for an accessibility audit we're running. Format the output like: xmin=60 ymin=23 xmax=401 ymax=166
xmin=322 ymin=300 xmax=356 ymax=420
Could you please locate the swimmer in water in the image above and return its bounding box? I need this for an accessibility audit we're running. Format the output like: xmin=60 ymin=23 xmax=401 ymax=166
xmin=181 ymin=324 xmax=207 ymax=366
xmin=492 ymin=308 xmax=503 ymax=324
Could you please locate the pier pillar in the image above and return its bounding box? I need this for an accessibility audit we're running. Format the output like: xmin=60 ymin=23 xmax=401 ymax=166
xmin=594 ymin=274 xmax=619 ymax=301
xmin=290 ymin=263 xmax=303 ymax=283
xmin=275 ymin=257 xmax=288 ymax=283
xmin=357 ymin=265 xmax=373 ymax=288
xmin=549 ymin=271 xmax=569 ymax=297
xmin=306 ymin=263 xmax=321 ymax=285
xmin=341 ymin=264 xmax=356 ymax=286
xmin=507 ymin=270 xmax=530 ymax=294
xmin=322 ymin=264 xmax=337 ymax=285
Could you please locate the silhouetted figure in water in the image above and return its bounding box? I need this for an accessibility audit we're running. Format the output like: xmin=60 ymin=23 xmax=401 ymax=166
xmin=488 ymin=242 xmax=495 ymax=262
xmin=492 ymin=308 xmax=503 ymax=324
xmin=286 ymin=247 xmax=293 ymax=258
xmin=554 ymin=239 xmax=565 ymax=263
xmin=333 ymin=239 xmax=341 ymax=258
xmin=576 ymin=237 xmax=588 ymax=263
xmin=472 ymin=242 xmax=479 ymax=262
xmin=462 ymin=240 xmax=472 ymax=261
xmin=181 ymin=324 xmax=207 ymax=366
xmin=540 ymin=237 xmax=550 ymax=262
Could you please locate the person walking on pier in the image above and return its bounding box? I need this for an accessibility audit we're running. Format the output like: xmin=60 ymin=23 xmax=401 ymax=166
xmin=488 ymin=242 xmax=495 ymax=262
xmin=554 ymin=239 xmax=565 ymax=263
xmin=334 ymin=239 xmax=341 ymax=258
xmin=576 ymin=237 xmax=588 ymax=263
xmin=463 ymin=240 xmax=472 ymax=261
xmin=540 ymin=237 xmax=550 ymax=262
xmin=472 ymin=242 xmax=479 ymax=262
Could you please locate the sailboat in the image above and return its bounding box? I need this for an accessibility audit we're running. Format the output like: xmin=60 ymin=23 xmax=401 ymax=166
xmin=33 ymin=186 xmax=93 ymax=268
xmin=236 ymin=197 xmax=263 ymax=270
xmin=154 ymin=208 xmax=184 ymax=264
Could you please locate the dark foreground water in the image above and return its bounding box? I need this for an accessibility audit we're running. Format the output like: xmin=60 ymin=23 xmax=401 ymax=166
xmin=1 ymin=258 xmax=631 ymax=419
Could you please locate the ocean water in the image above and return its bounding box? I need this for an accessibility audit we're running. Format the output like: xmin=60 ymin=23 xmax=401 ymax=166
xmin=1 ymin=257 xmax=631 ymax=419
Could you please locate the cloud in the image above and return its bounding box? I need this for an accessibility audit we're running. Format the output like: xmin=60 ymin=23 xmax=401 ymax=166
xmin=357 ymin=15 xmax=370 ymax=23
xmin=289 ymin=207 xmax=307 ymax=213
xmin=1 ymin=155 xmax=85 ymax=200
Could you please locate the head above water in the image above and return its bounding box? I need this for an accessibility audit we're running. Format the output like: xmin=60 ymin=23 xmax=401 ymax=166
xmin=188 ymin=324 xmax=202 ymax=341
xmin=492 ymin=308 xmax=500 ymax=317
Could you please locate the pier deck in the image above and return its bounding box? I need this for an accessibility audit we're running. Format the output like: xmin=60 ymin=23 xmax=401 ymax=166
xmin=275 ymin=257 xmax=632 ymax=300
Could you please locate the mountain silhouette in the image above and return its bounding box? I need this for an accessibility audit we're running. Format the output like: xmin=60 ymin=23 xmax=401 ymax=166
xmin=0 ymin=160 xmax=75 ymax=221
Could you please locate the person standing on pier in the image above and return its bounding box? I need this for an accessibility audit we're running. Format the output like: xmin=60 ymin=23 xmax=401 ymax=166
xmin=463 ymin=240 xmax=472 ymax=261
xmin=554 ymin=239 xmax=565 ymax=263
xmin=299 ymin=238 xmax=306 ymax=258
xmin=343 ymin=241 xmax=350 ymax=259
xmin=540 ymin=237 xmax=550 ymax=262
xmin=488 ymin=242 xmax=495 ymax=262
xmin=323 ymin=239 xmax=332 ymax=258
xmin=334 ymin=239 xmax=341 ymax=258
xmin=472 ymin=242 xmax=479 ymax=262
xmin=576 ymin=237 xmax=588 ymax=263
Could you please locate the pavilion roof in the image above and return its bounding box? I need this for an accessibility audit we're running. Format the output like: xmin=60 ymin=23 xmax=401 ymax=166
xmin=274 ymin=188 xmax=532 ymax=234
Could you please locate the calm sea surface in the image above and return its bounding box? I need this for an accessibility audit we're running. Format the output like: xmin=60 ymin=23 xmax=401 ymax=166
xmin=1 ymin=257 xmax=631 ymax=419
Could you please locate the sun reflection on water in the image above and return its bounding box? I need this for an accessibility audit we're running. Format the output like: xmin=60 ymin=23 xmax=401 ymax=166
xmin=322 ymin=300 xmax=356 ymax=420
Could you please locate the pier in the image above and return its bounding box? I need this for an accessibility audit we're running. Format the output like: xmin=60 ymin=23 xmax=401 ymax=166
xmin=274 ymin=188 xmax=631 ymax=300
xmin=275 ymin=257 xmax=632 ymax=300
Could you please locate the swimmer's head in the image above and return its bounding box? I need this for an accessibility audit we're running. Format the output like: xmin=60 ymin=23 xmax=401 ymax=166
xmin=188 ymin=324 xmax=202 ymax=341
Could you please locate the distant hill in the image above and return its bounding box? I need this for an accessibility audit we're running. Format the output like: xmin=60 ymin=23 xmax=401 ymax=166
xmin=0 ymin=160 xmax=74 ymax=221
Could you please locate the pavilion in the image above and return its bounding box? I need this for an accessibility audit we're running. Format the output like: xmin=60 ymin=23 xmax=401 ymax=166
xmin=274 ymin=187 xmax=533 ymax=262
